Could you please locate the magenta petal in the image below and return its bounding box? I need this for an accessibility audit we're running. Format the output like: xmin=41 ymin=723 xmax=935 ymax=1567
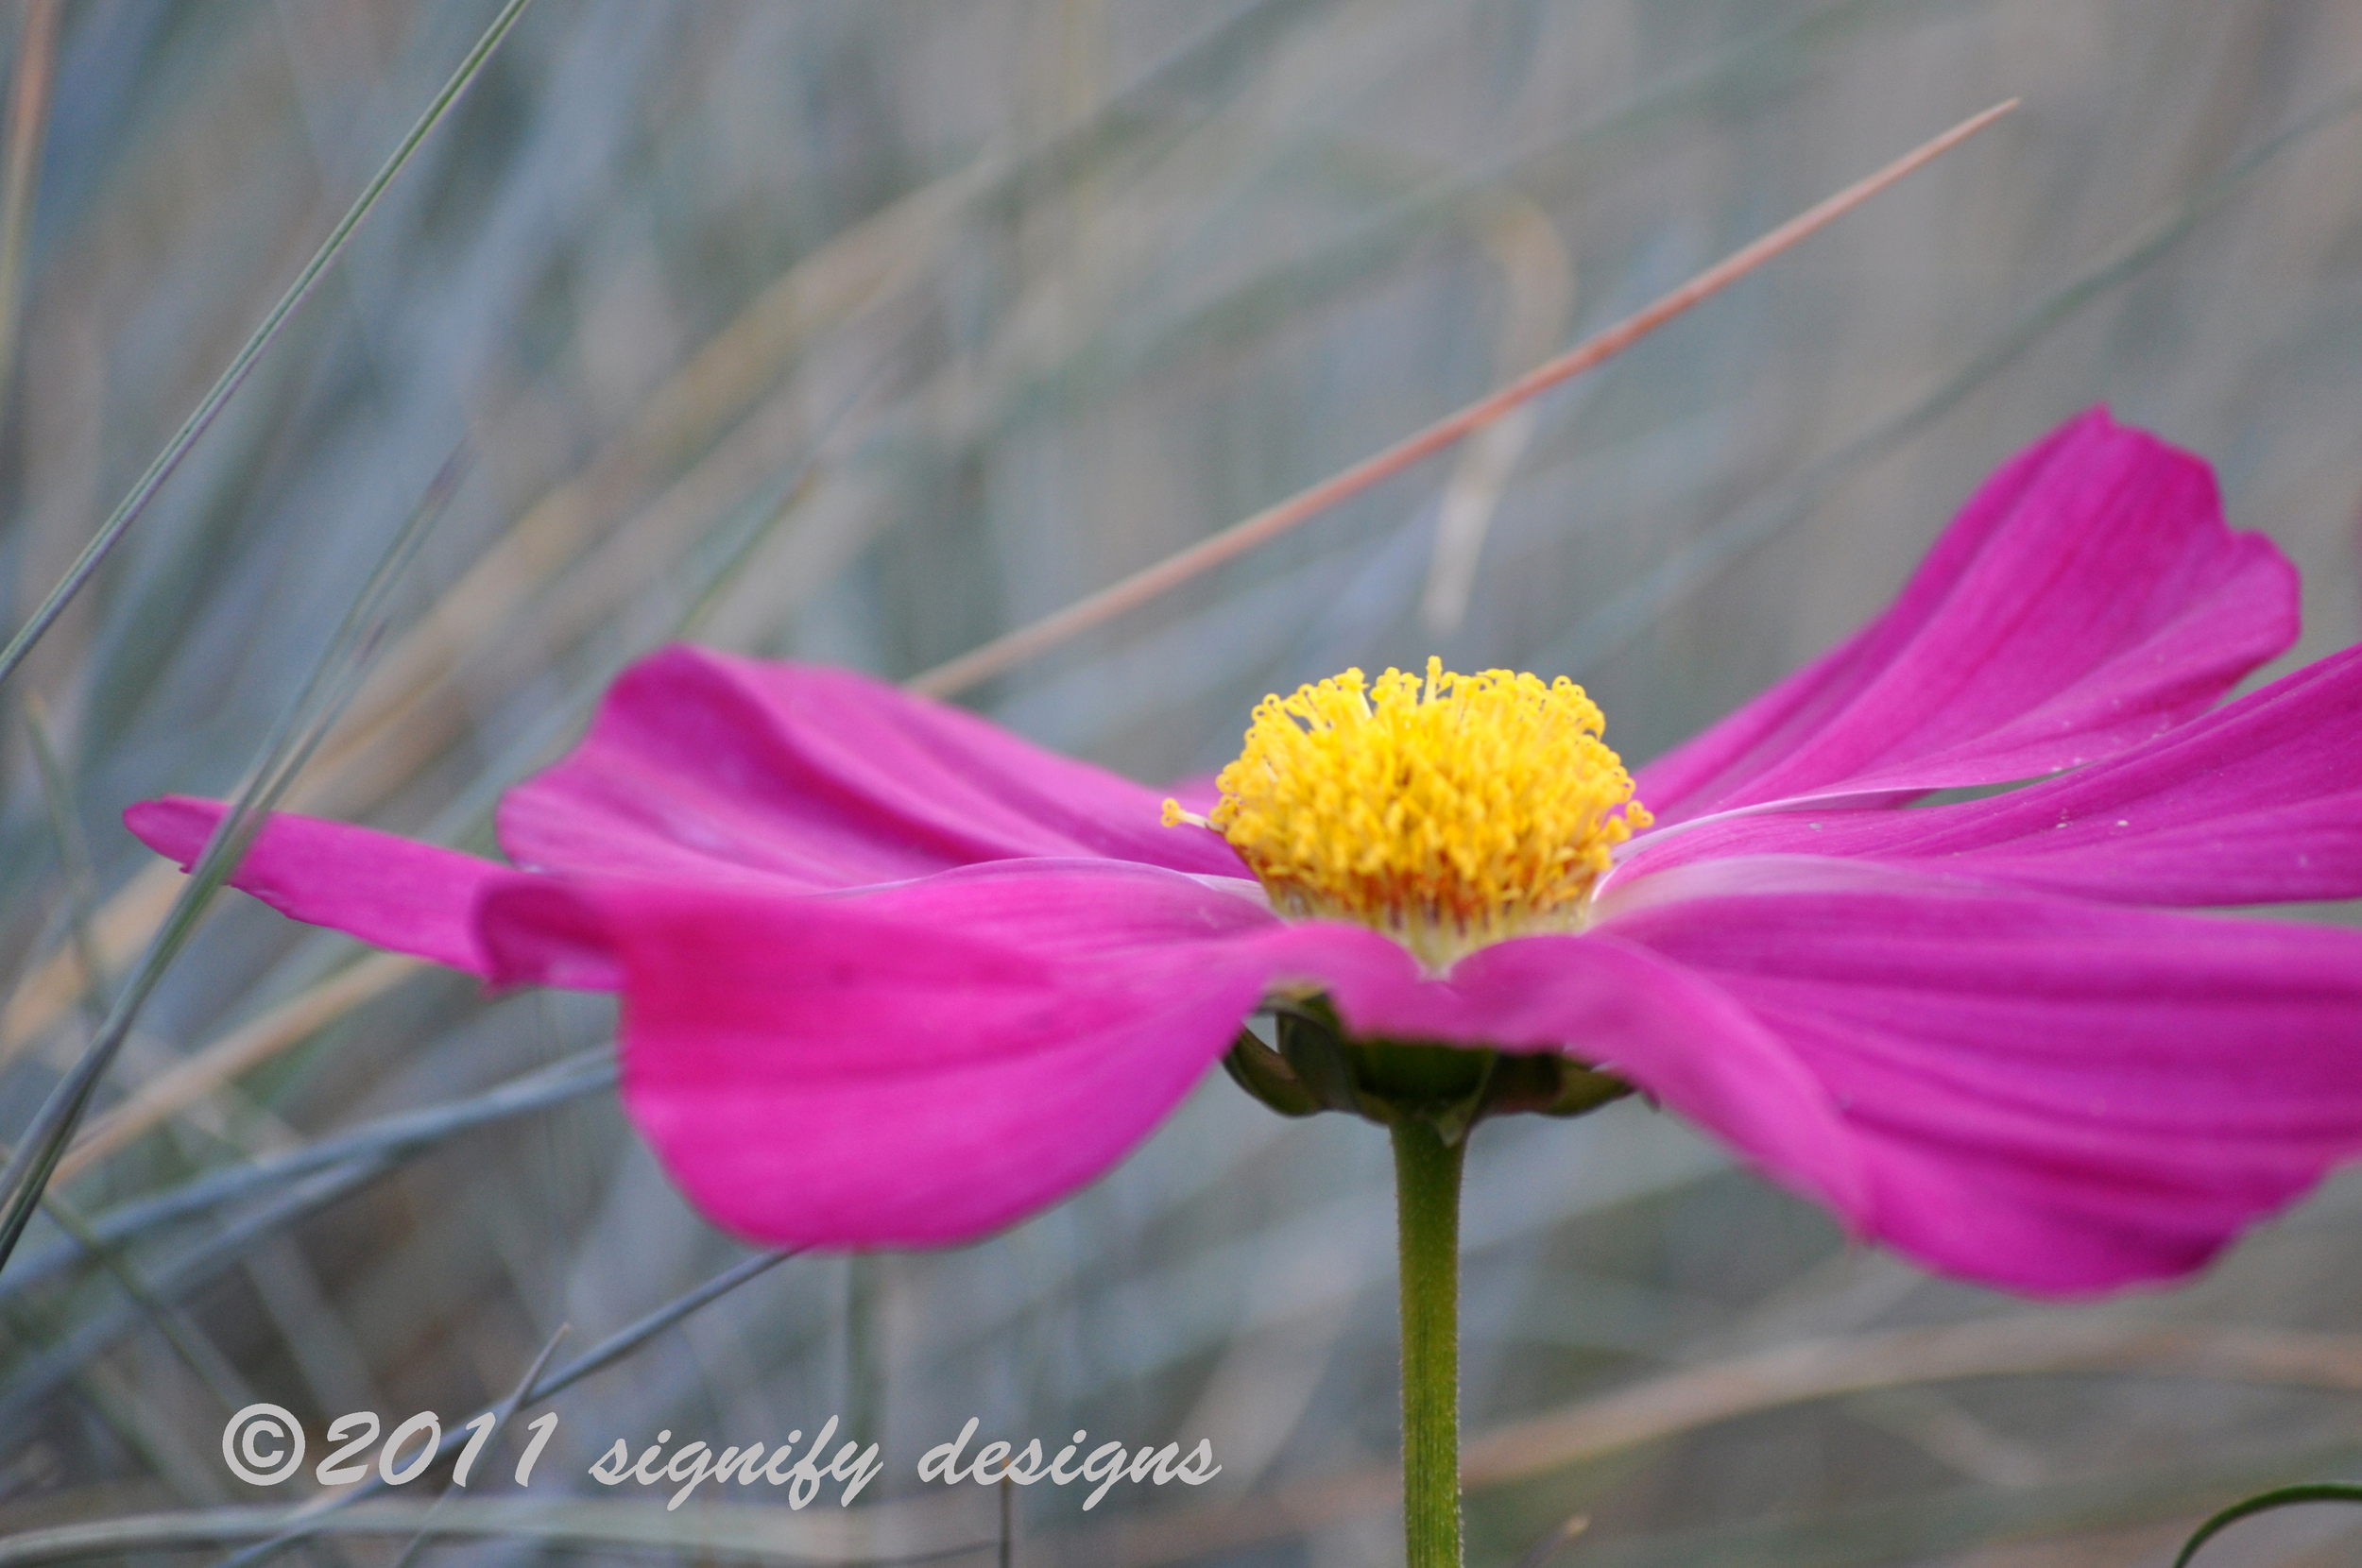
xmin=496 ymin=647 xmax=1246 ymax=892
xmin=1616 ymin=640 xmax=2362 ymax=907
xmin=124 ymin=796 xmax=516 ymax=976
xmin=471 ymin=879 xmax=626 ymax=991
xmin=1604 ymin=870 xmax=2362 ymax=1292
xmin=484 ymin=861 xmax=1280 ymax=1248
xmin=1636 ymin=409 xmax=2297 ymax=822
xmin=525 ymin=848 xmax=1871 ymax=1250
xmin=1299 ymin=929 xmax=1870 ymax=1220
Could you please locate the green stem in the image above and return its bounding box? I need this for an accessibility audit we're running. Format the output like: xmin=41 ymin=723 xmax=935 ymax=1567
xmin=847 ymin=1252 xmax=884 ymax=1451
xmin=1392 ymin=1118 xmax=1466 ymax=1568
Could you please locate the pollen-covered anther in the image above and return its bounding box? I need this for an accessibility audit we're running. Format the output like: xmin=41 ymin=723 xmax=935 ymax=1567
xmin=1174 ymin=657 xmax=1652 ymax=969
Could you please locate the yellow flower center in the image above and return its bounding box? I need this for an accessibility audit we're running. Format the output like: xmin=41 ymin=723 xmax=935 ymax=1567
xmin=1166 ymin=658 xmax=1651 ymax=970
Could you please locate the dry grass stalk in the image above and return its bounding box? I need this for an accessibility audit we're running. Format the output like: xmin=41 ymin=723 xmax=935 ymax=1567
xmin=910 ymin=97 xmax=2019 ymax=700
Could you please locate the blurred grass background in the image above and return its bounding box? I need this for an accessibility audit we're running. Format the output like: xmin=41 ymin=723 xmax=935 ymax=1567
xmin=1 ymin=0 xmax=2360 ymax=1563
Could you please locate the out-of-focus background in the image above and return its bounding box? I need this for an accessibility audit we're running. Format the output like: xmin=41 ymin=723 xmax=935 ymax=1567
xmin=2 ymin=1 xmax=2360 ymax=1563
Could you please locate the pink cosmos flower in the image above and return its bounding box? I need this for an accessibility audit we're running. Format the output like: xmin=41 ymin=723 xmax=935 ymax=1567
xmin=128 ymin=408 xmax=2362 ymax=1295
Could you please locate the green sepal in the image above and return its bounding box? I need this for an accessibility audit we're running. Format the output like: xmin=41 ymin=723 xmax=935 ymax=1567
xmin=1480 ymin=1050 xmax=1635 ymax=1117
xmin=1349 ymin=1039 xmax=1497 ymax=1145
xmin=1275 ymin=999 xmax=1367 ymax=1114
xmin=1221 ymin=1028 xmax=1325 ymax=1116
xmin=1237 ymin=995 xmax=1631 ymax=1144
xmin=1541 ymin=1064 xmax=1634 ymax=1116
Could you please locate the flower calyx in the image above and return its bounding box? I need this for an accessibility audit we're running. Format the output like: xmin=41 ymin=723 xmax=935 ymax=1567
xmin=1223 ymin=997 xmax=1629 ymax=1146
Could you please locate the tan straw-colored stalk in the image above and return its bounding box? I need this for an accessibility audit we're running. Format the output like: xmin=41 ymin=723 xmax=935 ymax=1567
xmin=911 ymin=98 xmax=2018 ymax=700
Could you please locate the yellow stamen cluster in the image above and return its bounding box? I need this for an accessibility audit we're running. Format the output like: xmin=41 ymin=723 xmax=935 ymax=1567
xmin=1165 ymin=658 xmax=1651 ymax=970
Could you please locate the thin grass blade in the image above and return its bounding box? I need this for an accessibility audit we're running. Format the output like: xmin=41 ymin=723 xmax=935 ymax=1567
xmin=0 ymin=1048 xmax=615 ymax=1304
xmin=2172 ymin=1483 xmax=2362 ymax=1568
xmin=212 ymin=1251 xmax=799 ymax=1567
xmin=0 ymin=0 xmax=530 ymax=694
xmin=0 ymin=450 xmax=470 ymax=1276
xmin=0 ymin=1157 xmax=397 ymax=1431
